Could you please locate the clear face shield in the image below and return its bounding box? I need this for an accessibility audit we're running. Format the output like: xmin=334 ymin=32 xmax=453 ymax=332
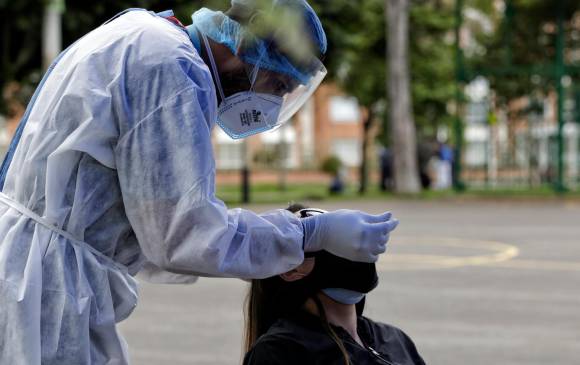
xmin=246 ymin=59 xmax=327 ymax=125
xmin=202 ymin=29 xmax=327 ymax=139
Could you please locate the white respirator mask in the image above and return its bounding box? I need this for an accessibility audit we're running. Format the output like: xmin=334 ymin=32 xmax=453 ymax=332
xmin=201 ymin=33 xmax=283 ymax=139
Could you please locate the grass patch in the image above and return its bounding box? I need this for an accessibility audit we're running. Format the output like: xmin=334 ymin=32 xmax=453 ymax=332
xmin=216 ymin=182 xmax=580 ymax=205
xmin=217 ymin=182 xmax=335 ymax=205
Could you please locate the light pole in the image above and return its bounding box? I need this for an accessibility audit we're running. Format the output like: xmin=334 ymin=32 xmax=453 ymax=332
xmin=453 ymin=0 xmax=466 ymax=191
xmin=241 ymin=139 xmax=250 ymax=204
xmin=42 ymin=0 xmax=64 ymax=70
xmin=554 ymin=1 xmax=566 ymax=192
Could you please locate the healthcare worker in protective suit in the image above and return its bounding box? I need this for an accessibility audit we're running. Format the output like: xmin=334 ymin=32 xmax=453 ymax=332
xmin=0 ymin=0 xmax=399 ymax=364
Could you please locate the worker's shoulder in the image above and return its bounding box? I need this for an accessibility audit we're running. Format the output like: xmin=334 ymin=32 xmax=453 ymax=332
xmin=94 ymin=10 xmax=208 ymax=84
xmin=90 ymin=10 xmax=199 ymax=64
xmin=132 ymin=12 xmax=192 ymax=48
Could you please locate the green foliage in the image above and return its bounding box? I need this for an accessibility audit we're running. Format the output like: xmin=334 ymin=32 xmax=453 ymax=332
xmin=2 ymin=0 xmax=459 ymax=140
xmin=310 ymin=0 xmax=385 ymax=109
xmin=10 ymin=0 xmax=576 ymax=141
xmin=0 ymin=0 xmax=228 ymax=111
xmin=0 ymin=0 xmax=43 ymax=113
xmin=243 ymin=0 xmax=317 ymax=64
xmin=466 ymin=0 xmax=580 ymax=106
xmin=312 ymin=0 xmax=457 ymax=141
xmin=410 ymin=1 xmax=456 ymax=136
xmin=253 ymin=147 xmax=282 ymax=168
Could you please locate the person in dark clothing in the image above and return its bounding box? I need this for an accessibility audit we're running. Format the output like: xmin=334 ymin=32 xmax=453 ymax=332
xmin=417 ymin=141 xmax=435 ymax=190
xmin=379 ymin=147 xmax=394 ymax=192
xmin=243 ymin=205 xmax=425 ymax=365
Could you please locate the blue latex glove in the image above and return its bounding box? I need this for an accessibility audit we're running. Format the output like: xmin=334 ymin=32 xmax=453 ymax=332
xmin=302 ymin=210 xmax=399 ymax=263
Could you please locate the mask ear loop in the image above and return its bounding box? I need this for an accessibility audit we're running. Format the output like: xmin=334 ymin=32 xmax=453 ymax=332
xmin=244 ymin=2 xmax=276 ymax=93
xmin=204 ymin=29 xmax=262 ymax=97
xmin=248 ymin=62 xmax=260 ymax=91
xmin=200 ymin=32 xmax=226 ymax=102
xmin=244 ymin=28 xmax=279 ymax=94
xmin=246 ymin=41 xmax=267 ymax=93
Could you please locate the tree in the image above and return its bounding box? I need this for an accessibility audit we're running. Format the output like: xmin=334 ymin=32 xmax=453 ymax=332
xmin=386 ymin=0 xmax=421 ymax=193
xmin=468 ymin=0 xmax=579 ymax=105
xmin=2 ymin=0 xmax=465 ymax=194
xmin=313 ymin=0 xmax=458 ymax=193
xmin=311 ymin=0 xmax=387 ymax=194
xmin=463 ymin=0 xmax=579 ymax=188
xmin=0 ymin=0 xmax=225 ymax=112
xmin=409 ymin=2 xmax=456 ymax=136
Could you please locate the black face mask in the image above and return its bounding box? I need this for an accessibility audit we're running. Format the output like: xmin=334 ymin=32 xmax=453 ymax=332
xmin=306 ymin=250 xmax=378 ymax=294
xmin=260 ymin=206 xmax=378 ymax=316
xmin=292 ymin=207 xmax=378 ymax=294
xmin=261 ymin=250 xmax=378 ymax=316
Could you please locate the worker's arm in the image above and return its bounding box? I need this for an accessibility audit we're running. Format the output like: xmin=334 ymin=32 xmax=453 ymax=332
xmin=115 ymin=81 xmax=304 ymax=280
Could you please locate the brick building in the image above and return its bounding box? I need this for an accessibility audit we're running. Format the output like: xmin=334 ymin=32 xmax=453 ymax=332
xmin=213 ymin=83 xmax=374 ymax=185
xmin=0 ymin=81 xmax=374 ymax=186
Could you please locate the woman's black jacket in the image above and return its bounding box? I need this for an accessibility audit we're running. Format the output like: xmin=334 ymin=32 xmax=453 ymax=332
xmin=243 ymin=310 xmax=426 ymax=365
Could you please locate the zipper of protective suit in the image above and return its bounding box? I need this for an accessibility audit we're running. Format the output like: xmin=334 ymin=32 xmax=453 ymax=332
xmin=349 ymin=334 xmax=395 ymax=365
xmin=366 ymin=345 xmax=396 ymax=365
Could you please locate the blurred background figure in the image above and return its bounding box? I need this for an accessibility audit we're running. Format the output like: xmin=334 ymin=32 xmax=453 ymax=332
xmin=417 ymin=140 xmax=435 ymax=190
xmin=434 ymin=141 xmax=454 ymax=190
xmin=379 ymin=146 xmax=393 ymax=192
xmin=1 ymin=80 xmax=35 ymax=156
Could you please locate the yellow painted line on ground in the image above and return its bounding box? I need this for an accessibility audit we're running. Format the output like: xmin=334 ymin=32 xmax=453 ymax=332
xmin=490 ymin=259 xmax=580 ymax=272
xmin=379 ymin=236 xmax=580 ymax=272
xmin=377 ymin=236 xmax=520 ymax=271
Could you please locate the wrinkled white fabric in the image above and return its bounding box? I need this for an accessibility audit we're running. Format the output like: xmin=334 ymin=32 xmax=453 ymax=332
xmin=0 ymin=10 xmax=304 ymax=365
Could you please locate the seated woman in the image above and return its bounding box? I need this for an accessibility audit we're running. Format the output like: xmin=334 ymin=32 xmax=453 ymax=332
xmin=243 ymin=205 xmax=425 ymax=365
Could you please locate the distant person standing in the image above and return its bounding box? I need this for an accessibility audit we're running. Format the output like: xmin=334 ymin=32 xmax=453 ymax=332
xmin=379 ymin=147 xmax=393 ymax=192
xmin=434 ymin=141 xmax=453 ymax=190
xmin=417 ymin=141 xmax=435 ymax=190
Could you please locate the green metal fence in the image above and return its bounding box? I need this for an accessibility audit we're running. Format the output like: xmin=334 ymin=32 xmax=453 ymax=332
xmin=454 ymin=0 xmax=579 ymax=192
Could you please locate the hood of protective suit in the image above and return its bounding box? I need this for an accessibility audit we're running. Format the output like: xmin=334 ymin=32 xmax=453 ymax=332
xmin=187 ymin=2 xmax=326 ymax=85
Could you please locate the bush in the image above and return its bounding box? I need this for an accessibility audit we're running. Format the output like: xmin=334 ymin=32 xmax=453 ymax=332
xmin=253 ymin=147 xmax=281 ymax=168
xmin=320 ymin=156 xmax=342 ymax=176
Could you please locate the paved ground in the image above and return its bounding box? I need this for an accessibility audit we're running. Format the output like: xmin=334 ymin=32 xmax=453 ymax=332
xmin=119 ymin=199 xmax=580 ymax=365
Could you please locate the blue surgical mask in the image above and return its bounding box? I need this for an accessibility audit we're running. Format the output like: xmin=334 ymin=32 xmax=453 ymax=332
xmin=322 ymin=288 xmax=366 ymax=305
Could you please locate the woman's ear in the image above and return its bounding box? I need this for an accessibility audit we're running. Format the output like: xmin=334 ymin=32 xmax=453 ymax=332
xmin=279 ymin=270 xmax=306 ymax=282
xmin=280 ymin=257 xmax=315 ymax=282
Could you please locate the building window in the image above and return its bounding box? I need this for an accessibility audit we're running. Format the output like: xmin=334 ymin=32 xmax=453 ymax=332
xmin=329 ymin=96 xmax=361 ymax=124
xmin=331 ymin=138 xmax=361 ymax=167
xmin=260 ymin=126 xmax=298 ymax=168
xmin=217 ymin=143 xmax=243 ymax=169
xmin=464 ymin=141 xmax=487 ymax=167
xmin=214 ymin=129 xmax=243 ymax=169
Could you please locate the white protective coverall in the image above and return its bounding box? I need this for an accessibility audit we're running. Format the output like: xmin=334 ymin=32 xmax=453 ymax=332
xmin=0 ymin=10 xmax=304 ymax=364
